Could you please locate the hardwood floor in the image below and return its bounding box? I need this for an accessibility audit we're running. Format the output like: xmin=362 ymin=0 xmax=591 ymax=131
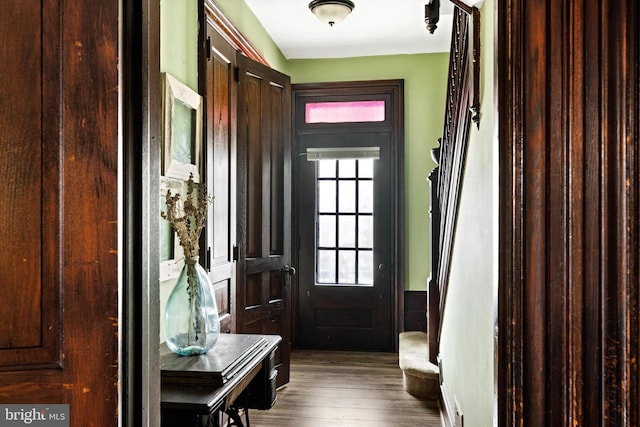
xmin=249 ymin=350 xmax=442 ymax=426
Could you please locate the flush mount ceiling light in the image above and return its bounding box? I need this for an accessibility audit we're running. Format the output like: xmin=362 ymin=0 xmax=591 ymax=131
xmin=308 ymin=0 xmax=355 ymax=27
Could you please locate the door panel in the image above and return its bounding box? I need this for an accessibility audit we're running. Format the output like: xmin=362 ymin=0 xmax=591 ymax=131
xmin=297 ymin=132 xmax=393 ymax=351
xmin=204 ymin=23 xmax=237 ymax=333
xmin=236 ymin=55 xmax=292 ymax=386
xmin=0 ymin=0 xmax=120 ymax=423
xmin=0 ymin=0 xmax=53 ymax=365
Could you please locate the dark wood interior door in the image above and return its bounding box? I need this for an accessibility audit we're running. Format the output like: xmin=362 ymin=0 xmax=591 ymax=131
xmin=0 ymin=0 xmax=120 ymax=424
xmin=236 ymin=54 xmax=292 ymax=386
xmin=204 ymin=22 xmax=238 ymax=335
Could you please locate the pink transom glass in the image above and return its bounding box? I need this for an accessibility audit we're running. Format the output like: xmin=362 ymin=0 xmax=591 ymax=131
xmin=305 ymin=100 xmax=385 ymax=123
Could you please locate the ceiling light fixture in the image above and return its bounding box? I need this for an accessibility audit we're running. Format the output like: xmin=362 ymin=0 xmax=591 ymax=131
xmin=308 ymin=0 xmax=355 ymax=27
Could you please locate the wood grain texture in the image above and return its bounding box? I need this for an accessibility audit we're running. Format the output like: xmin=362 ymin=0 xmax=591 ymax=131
xmin=0 ymin=0 xmax=48 ymax=358
xmin=236 ymin=54 xmax=292 ymax=387
xmin=249 ymin=350 xmax=441 ymax=426
xmin=497 ymin=0 xmax=639 ymax=424
xmin=0 ymin=0 xmax=120 ymax=424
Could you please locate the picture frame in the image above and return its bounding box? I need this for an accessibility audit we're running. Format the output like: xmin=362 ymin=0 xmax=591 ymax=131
xmin=162 ymin=72 xmax=203 ymax=182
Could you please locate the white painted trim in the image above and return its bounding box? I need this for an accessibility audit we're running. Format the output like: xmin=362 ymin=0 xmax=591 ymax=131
xmin=440 ymin=381 xmax=455 ymax=427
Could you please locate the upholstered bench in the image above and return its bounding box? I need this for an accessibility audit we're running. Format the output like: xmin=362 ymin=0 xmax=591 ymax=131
xmin=398 ymin=331 xmax=440 ymax=400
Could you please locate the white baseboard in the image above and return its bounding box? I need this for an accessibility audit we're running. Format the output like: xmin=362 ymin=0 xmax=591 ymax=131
xmin=438 ymin=354 xmax=461 ymax=427
xmin=440 ymin=382 xmax=455 ymax=427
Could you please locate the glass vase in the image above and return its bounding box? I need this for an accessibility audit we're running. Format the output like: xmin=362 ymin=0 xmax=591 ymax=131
xmin=165 ymin=256 xmax=220 ymax=356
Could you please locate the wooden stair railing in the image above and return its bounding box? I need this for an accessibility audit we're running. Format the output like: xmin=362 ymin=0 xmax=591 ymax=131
xmin=427 ymin=0 xmax=481 ymax=364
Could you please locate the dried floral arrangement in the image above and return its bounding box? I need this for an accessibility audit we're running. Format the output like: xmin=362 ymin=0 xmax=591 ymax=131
xmin=162 ymin=174 xmax=215 ymax=351
xmin=161 ymin=174 xmax=213 ymax=259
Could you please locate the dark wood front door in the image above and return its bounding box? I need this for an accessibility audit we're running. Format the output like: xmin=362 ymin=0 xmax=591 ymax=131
xmin=236 ymin=54 xmax=293 ymax=386
xmin=297 ymin=132 xmax=394 ymax=351
xmin=0 ymin=0 xmax=120 ymax=424
xmin=292 ymin=81 xmax=404 ymax=352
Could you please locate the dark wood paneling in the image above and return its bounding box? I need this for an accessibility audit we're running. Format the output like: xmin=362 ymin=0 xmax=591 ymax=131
xmin=404 ymin=291 xmax=427 ymax=332
xmin=498 ymin=0 xmax=639 ymax=424
xmin=269 ymin=271 xmax=284 ymax=300
xmin=246 ymin=274 xmax=262 ymax=307
xmin=0 ymin=0 xmax=121 ymax=424
xmin=245 ymin=74 xmax=263 ymax=259
xmin=270 ymin=84 xmax=285 ymax=256
xmin=0 ymin=0 xmax=54 ymax=362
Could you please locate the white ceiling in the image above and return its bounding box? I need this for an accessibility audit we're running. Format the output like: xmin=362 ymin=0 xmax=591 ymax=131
xmin=244 ymin=0 xmax=456 ymax=59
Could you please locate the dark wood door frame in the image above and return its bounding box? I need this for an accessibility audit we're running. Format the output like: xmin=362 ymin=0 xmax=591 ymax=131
xmin=122 ymin=0 xmax=162 ymax=424
xmin=497 ymin=0 xmax=639 ymax=424
xmin=291 ymin=80 xmax=405 ymax=351
xmin=0 ymin=0 xmax=157 ymax=424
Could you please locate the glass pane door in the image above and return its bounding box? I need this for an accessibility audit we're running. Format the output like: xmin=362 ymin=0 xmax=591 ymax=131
xmin=315 ymin=158 xmax=374 ymax=286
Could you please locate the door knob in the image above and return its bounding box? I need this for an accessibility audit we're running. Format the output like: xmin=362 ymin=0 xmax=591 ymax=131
xmin=282 ymin=265 xmax=297 ymax=275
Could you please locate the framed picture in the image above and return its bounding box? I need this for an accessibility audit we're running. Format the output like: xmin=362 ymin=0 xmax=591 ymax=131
xmin=162 ymin=72 xmax=203 ymax=182
xmin=159 ymin=177 xmax=185 ymax=281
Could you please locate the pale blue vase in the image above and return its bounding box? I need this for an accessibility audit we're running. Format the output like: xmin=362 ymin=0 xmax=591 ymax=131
xmin=165 ymin=256 xmax=220 ymax=356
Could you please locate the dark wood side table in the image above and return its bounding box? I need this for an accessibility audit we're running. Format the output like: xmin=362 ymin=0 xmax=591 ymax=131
xmin=160 ymin=334 xmax=281 ymax=427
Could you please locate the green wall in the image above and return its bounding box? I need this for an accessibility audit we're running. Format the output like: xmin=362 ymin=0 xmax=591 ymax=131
xmin=160 ymin=0 xmax=198 ymax=89
xmin=286 ymin=55 xmax=448 ymax=291
xmin=213 ymin=1 xmax=449 ymax=291
xmin=160 ymin=1 xmax=449 ymax=313
xmin=438 ymin=0 xmax=497 ymax=424
xmin=159 ymin=0 xmax=199 ymax=342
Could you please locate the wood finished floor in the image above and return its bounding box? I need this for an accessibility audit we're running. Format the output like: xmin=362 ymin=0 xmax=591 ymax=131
xmin=249 ymin=350 xmax=442 ymax=427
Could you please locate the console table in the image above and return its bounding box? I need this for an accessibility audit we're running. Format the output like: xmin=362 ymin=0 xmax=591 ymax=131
xmin=161 ymin=334 xmax=281 ymax=427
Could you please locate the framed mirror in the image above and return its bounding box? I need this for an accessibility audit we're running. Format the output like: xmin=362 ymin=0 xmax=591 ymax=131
xmin=162 ymin=72 xmax=203 ymax=182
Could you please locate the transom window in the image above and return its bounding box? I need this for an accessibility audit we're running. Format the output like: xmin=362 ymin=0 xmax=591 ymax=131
xmin=305 ymin=100 xmax=385 ymax=124
xmin=315 ymin=158 xmax=374 ymax=286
